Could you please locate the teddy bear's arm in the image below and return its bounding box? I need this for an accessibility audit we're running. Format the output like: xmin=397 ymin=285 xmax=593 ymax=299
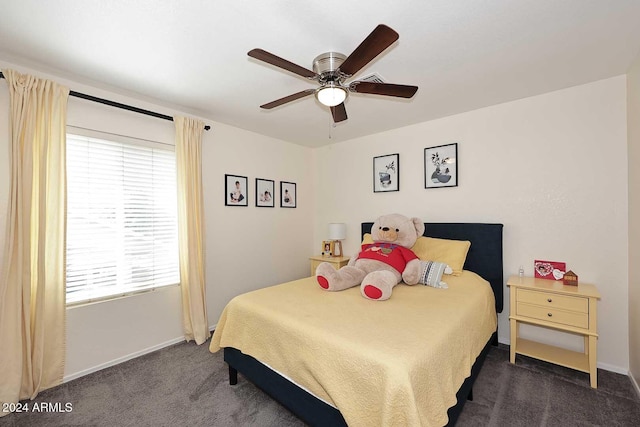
xmin=402 ymin=258 xmax=422 ymax=285
xmin=347 ymin=255 xmax=359 ymax=267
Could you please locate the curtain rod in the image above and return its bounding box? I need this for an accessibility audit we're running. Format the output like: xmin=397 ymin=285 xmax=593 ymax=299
xmin=0 ymin=71 xmax=211 ymax=131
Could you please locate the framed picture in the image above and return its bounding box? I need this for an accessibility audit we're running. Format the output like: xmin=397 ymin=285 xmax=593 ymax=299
xmin=225 ymin=174 xmax=248 ymax=206
xmin=280 ymin=181 xmax=296 ymax=208
xmin=424 ymin=143 xmax=458 ymax=189
xmin=373 ymin=153 xmax=399 ymax=192
xmin=255 ymin=178 xmax=275 ymax=207
xmin=534 ymin=260 xmax=566 ymax=281
xmin=321 ymin=240 xmax=335 ymax=257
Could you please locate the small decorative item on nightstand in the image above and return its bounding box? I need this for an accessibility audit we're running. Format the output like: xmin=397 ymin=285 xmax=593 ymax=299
xmin=321 ymin=240 xmax=334 ymax=257
xmin=534 ymin=260 xmax=566 ymax=280
xmin=563 ymin=270 xmax=579 ymax=286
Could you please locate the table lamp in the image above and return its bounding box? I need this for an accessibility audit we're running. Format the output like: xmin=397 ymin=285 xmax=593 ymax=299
xmin=328 ymin=223 xmax=346 ymax=257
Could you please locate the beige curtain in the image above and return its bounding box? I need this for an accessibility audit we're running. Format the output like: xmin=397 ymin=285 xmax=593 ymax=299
xmin=0 ymin=69 xmax=69 ymax=414
xmin=174 ymin=116 xmax=210 ymax=344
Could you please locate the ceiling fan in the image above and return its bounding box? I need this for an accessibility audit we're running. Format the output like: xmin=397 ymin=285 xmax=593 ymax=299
xmin=248 ymin=24 xmax=418 ymax=123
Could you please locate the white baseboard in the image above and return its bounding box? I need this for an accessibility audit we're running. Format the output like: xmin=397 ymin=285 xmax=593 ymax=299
xmin=63 ymin=325 xmax=219 ymax=384
xmin=63 ymin=336 xmax=186 ymax=383
xmin=596 ymin=361 xmax=628 ymax=375
xmin=630 ymin=372 xmax=640 ymax=399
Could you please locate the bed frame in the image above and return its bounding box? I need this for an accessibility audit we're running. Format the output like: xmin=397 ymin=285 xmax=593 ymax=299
xmin=224 ymin=222 xmax=503 ymax=426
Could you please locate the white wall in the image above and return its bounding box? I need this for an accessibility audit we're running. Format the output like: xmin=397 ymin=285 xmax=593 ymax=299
xmin=0 ymin=61 xmax=314 ymax=380
xmin=628 ymin=53 xmax=640 ymax=391
xmin=313 ymin=76 xmax=629 ymax=372
xmin=202 ymin=123 xmax=315 ymax=326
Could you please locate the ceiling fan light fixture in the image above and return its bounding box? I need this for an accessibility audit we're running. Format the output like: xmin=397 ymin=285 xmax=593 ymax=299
xmin=249 ymin=25 xmax=416 ymax=123
xmin=316 ymin=83 xmax=347 ymax=107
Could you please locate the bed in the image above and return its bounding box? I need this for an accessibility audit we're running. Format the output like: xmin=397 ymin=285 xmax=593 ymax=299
xmin=210 ymin=222 xmax=503 ymax=426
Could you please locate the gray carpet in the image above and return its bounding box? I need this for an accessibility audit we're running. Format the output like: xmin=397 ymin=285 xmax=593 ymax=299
xmin=2 ymin=341 xmax=639 ymax=426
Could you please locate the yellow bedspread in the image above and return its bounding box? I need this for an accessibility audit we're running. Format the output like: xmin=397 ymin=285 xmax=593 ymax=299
xmin=210 ymin=271 xmax=497 ymax=427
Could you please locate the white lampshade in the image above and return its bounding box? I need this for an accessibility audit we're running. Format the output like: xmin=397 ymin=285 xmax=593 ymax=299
xmin=316 ymin=84 xmax=347 ymax=107
xmin=328 ymin=223 xmax=346 ymax=240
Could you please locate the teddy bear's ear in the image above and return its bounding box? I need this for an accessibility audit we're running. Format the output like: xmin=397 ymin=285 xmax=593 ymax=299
xmin=411 ymin=217 xmax=425 ymax=237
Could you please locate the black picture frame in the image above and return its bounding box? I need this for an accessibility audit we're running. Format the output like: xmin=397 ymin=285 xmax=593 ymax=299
xmin=280 ymin=181 xmax=296 ymax=208
xmin=373 ymin=153 xmax=399 ymax=192
xmin=424 ymin=143 xmax=458 ymax=189
xmin=225 ymin=174 xmax=248 ymax=206
xmin=255 ymin=178 xmax=275 ymax=207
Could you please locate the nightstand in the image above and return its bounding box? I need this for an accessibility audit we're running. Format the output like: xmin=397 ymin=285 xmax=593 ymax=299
xmin=309 ymin=255 xmax=350 ymax=276
xmin=507 ymin=275 xmax=601 ymax=388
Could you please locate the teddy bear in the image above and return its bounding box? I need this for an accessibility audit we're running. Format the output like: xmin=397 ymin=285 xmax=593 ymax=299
xmin=315 ymin=213 xmax=425 ymax=301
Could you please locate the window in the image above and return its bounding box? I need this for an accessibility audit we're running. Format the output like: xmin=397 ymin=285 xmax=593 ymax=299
xmin=66 ymin=132 xmax=180 ymax=305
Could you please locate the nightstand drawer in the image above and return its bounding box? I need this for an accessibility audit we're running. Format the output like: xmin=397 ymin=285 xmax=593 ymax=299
xmin=517 ymin=289 xmax=588 ymax=313
xmin=516 ymin=302 xmax=589 ymax=329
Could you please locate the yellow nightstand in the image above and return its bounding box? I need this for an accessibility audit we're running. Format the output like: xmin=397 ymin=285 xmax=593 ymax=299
xmin=507 ymin=275 xmax=601 ymax=388
xmin=309 ymin=255 xmax=350 ymax=276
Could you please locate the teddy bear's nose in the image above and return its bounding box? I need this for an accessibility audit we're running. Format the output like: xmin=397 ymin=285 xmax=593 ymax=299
xmin=381 ymin=227 xmax=390 ymax=231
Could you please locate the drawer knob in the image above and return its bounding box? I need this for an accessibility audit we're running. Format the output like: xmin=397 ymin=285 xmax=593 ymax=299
xmin=547 ymin=298 xmax=552 ymax=303
xmin=547 ymin=313 xmax=553 ymax=317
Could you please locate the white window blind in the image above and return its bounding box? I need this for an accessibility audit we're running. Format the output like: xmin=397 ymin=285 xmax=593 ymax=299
xmin=66 ymin=133 xmax=180 ymax=305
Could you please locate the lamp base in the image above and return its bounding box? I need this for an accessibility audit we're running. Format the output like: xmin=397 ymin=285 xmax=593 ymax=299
xmin=331 ymin=240 xmax=343 ymax=257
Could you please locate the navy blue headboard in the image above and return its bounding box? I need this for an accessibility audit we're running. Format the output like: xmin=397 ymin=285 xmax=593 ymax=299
xmin=361 ymin=222 xmax=504 ymax=313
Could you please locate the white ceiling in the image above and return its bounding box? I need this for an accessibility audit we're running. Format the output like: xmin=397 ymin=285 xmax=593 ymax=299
xmin=1 ymin=1 xmax=639 ymax=147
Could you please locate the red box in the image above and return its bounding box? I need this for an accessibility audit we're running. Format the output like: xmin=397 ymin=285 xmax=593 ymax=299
xmin=534 ymin=260 xmax=566 ymax=280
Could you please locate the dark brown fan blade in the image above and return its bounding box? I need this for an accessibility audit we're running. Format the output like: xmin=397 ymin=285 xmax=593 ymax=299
xmin=349 ymin=81 xmax=418 ymax=98
xmin=260 ymin=89 xmax=315 ymax=109
xmin=339 ymin=25 xmax=399 ymax=76
xmin=248 ymin=49 xmax=317 ymax=79
xmin=330 ymin=103 xmax=348 ymax=123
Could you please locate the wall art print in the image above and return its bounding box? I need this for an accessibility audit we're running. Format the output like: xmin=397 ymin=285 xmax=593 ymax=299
xmin=424 ymin=143 xmax=457 ymax=189
xmin=373 ymin=153 xmax=399 ymax=192
xmin=255 ymin=178 xmax=275 ymax=207
xmin=280 ymin=181 xmax=296 ymax=208
xmin=225 ymin=174 xmax=248 ymax=206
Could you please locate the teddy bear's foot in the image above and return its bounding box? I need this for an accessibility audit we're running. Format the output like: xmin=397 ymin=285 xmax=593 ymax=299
xmin=316 ymin=263 xmax=365 ymax=291
xmin=361 ymin=270 xmax=400 ymax=301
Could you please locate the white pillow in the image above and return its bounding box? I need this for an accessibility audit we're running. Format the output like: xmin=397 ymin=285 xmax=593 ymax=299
xmin=417 ymin=260 xmax=452 ymax=289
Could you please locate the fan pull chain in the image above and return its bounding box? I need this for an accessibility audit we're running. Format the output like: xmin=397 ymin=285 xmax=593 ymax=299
xmin=328 ymin=120 xmax=337 ymax=139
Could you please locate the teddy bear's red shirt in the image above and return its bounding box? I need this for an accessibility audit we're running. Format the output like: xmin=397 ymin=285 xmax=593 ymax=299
xmin=357 ymin=243 xmax=418 ymax=274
